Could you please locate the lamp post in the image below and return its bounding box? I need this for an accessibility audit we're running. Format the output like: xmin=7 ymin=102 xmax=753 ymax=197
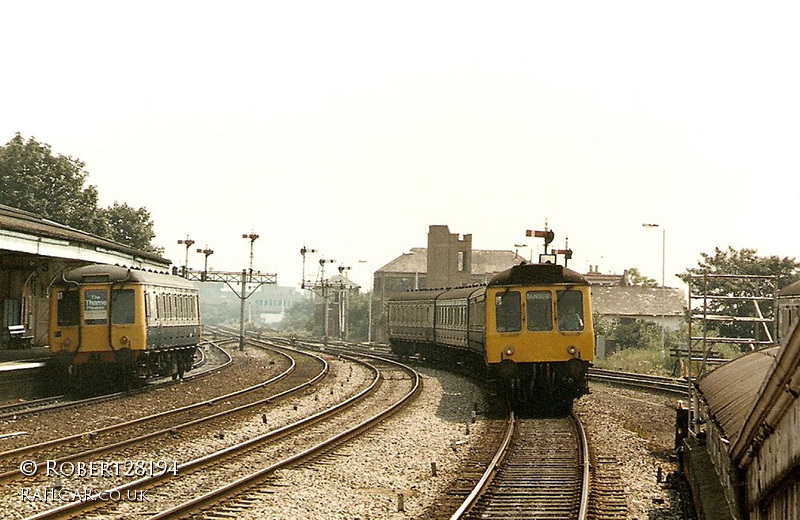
xmin=514 ymin=244 xmax=528 ymax=262
xmin=642 ymin=223 xmax=666 ymax=361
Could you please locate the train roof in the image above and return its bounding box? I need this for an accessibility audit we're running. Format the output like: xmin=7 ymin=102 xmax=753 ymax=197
xmin=389 ymin=288 xmax=449 ymax=302
xmin=388 ymin=285 xmax=486 ymax=301
xmin=53 ymin=264 xmax=197 ymax=290
xmin=388 ymin=263 xmax=587 ymax=302
xmin=487 ymin=263 xmax=589 ymax=286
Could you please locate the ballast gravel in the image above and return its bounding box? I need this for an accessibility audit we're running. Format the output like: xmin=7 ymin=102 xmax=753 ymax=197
xmin=1 ymin=346 xmax=690 ymax=519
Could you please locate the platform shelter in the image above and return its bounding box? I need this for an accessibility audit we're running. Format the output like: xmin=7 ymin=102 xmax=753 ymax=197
xmin=0 ymin=204 xmax=170 ymax=349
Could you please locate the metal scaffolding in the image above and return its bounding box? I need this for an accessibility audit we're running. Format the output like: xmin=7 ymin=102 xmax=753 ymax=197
xmin=687 ymin=273 xmax=777 ymax=377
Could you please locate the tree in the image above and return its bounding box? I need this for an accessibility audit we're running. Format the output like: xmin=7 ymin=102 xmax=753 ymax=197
xmin=345 ymin=292 xmax=371 ymax=342
xmin=102 ymin=202 xmax=162 ymax=254
xmin=278 ymin=297 xmax=315 ymax=333
xmin=626 ymin=267 xmax=658 ymax=287
xmin=683 ymin=247 xmax=800 ymax=288
xmin=0 ymin=133 xmax=160 ymax=252
xmin=0 ymin=133 xmax=108 ymax=234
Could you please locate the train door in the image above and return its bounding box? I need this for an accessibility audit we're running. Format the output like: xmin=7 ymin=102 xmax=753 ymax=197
xmin=50 ymin=288 xmax=80 ymax=355
xmin=110 ymin=286 xmax=144 ymax=352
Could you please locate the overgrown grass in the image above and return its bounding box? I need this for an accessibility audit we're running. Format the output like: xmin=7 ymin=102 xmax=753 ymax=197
xmin=595 ymin=342 xmax=747 ymax=376
xmin=594 ymin=347 xmax=675 ymax=376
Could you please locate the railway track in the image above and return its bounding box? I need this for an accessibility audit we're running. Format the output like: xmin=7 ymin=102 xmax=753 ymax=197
xmin=0 ymin=341 xmax=314 ymax=483
xmin=0 ymin=340 xmax=229 ymax=422
xmin=443 ymin=411 xmax=589 ymax=520
xmin=588 ymin=368 xmax=690 ymax=396
xmin=24 ymin=349 xmax=421 ymax=519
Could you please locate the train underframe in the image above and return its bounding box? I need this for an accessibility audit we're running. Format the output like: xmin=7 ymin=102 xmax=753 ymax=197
xmin=390 ymin=339 xmax=590 ymax=410
xmin=50 ymin=345 xmax=196 ymax=393
xmin=492 ymin=357 xmax=590 ymax=410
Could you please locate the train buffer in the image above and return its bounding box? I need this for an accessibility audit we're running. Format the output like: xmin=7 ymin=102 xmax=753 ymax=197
xmin=3 ymin=325 xmax=33 ymax=350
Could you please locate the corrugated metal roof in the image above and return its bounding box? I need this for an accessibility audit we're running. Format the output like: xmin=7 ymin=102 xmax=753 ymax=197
xmin=697 ymin=347 xmax=779 ymax=441
xmin=591 ymin=285 xmax=686 ymax=317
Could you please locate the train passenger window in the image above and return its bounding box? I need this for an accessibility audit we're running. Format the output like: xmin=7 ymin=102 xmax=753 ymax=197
xmin=84 ymin=289 xmax=108 ymax=325
xmin=495 ymin=291 xmax=521 ymax=333
xmin=112 ymin=289 xmax=135 ymax=324
xmin=57 ymin=290 xmax=80 ymax=327
xmin=557 ymin=290 xmax=584 ymax=331
xmin=526 ymin=291 xmax=553 ymax=331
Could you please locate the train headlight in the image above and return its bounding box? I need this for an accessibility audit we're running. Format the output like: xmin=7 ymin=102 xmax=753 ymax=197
xmin=505 ymin=346 xmax=515 ymax=356
xmin=64 ymin=339 xmax=71 ymax=348
xmin=567 ymin=345 xmax=577 ymax=356
xmin=121 ymin=336 xmax=130 ymax=346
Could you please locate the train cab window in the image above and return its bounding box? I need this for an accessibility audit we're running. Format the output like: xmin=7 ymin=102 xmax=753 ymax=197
xmin=84 ymin=289 xmax=108 ymax=325
xmin=57 ymin=290 xmax=80 ymax=327
xmin=495 ymin=291 xmax=521 ymax=333
xmin=526 ymin=291 xmax=553 ymax=331
xmin=111 ymin=289 xmax=135 ymax=325
xmin=557 ymin=290 xmax=584 ymax=331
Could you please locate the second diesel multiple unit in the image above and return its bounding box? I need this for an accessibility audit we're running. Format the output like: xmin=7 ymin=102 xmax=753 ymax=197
xmin=49 ymin=264 xmax=202 ymax=390
xmin=387 ymin=262 xmax=594 ymax=405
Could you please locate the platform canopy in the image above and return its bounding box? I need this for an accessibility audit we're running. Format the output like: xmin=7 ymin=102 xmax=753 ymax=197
xmin=0 ymin=204 xmax=170 ymax=271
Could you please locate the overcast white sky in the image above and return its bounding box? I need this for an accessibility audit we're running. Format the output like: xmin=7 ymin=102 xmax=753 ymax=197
xmin=3 ymin=1 xmax=799 ymax=292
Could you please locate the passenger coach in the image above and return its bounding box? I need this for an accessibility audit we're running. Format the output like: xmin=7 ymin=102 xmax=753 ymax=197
xmin=388 ymin=262 xmax=594 ymax=405
xmin=49 ymin=264 xmax=201 ymax=389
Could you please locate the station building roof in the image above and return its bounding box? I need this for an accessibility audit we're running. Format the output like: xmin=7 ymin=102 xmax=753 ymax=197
xmin=591 ymin=284 xmax=686 ymax=318
xmin=377 ymin=247 xmax=526 ymax=276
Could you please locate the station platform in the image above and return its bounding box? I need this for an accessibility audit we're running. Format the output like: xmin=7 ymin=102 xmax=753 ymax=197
xmin=0 ymin=346 xmax=50 ymax=364
xmin=0 ymin=347 xmax=50 ymax=400
xmin=683 ymin=436 xmax=737 ymax=520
